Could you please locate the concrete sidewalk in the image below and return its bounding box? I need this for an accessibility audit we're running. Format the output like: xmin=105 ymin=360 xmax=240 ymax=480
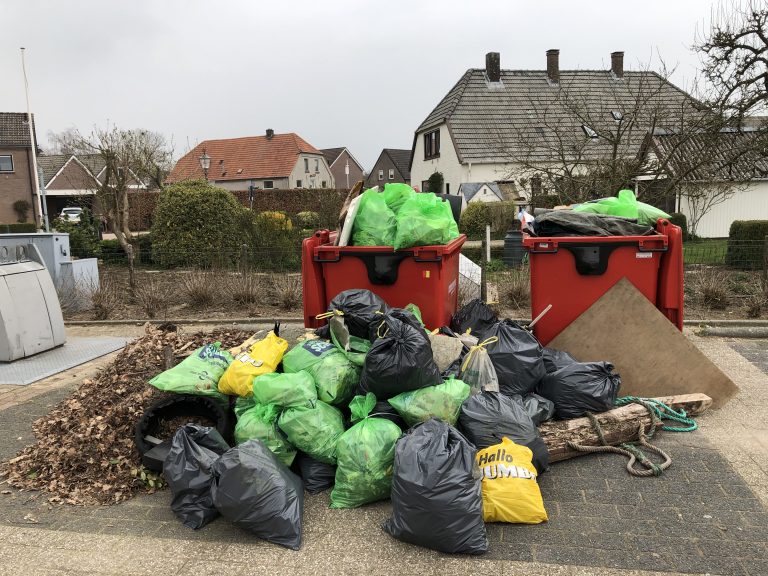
xmin=0 ymin=327 xmax=766 ymax=576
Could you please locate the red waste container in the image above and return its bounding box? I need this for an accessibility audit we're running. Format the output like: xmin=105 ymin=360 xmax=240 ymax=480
xmin=302 ymin=231 xmax=466 ymax=331
xmin=522 ymin=218 xmax=683 ymax=345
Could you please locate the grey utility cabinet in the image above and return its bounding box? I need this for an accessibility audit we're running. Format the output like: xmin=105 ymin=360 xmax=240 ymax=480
xmin=0 ymin=243 xmax=66 ymax=362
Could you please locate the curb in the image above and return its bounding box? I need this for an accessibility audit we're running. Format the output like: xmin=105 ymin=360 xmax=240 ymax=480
xmin=65 ymin=318 xmax=306 ymax=326
xmin=695 ymin=326 xmax=768 ymax=339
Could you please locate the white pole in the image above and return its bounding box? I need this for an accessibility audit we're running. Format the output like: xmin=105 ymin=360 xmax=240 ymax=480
xmin=21 ymin=47 xmax=47 ymax=231
xmin=485 ymin=224 xmax=491 ymax=262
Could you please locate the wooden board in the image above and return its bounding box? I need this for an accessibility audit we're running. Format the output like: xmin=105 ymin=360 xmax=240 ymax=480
xmin=548 ymin=278 xmax=738 ymax=409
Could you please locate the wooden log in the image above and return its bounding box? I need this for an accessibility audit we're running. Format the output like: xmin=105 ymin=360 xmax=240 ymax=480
xmin=539 ymin=393 xmax=712 ymax=463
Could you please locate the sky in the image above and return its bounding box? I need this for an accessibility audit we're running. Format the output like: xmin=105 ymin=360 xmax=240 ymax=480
xmin=1 ymin=0 xmax=721 ymax=170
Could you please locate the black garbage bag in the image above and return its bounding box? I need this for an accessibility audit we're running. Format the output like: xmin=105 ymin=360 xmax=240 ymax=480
xmin=458 ymin=392 xmax=549 ymax=474
xmin=450 ymin=299 xmax=498 ymax=337
xmin=315 ymin=289 xmax=389 ymax=340
xmin=481 ymin=320 xmax=545 ymax=396
xmin=359 ymin=312 xmax=440 ymax=400
xmin=163 ymin=424 xmax=231 ymax=530
xmin=371 ymin=400 xmax=407 ymax=429
xmin=295 ymin=452 xmax=336 ymax=495
xmin=382 ymin=419 xmax=487 ymax=555
xmin=211 ymin=439 xmax=304 ymax=550
xmin=521 ymin=393 xmax=556 ymax=425
xmin=537 ymin=362 xmax=621 ymax=419
xmin=542 ymin=347 xmax=578 ymax=373
xmin=368 ymin=307 xmax=424 ymax=342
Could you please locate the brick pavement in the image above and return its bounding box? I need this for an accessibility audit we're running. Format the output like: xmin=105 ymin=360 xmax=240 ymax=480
xmin=0 ymin=332 xmax=766 ymax=576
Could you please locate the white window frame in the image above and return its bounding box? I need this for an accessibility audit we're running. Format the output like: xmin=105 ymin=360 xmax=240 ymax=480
xmin=296 ymin=179 xmax=302 ymax=188
xmin=304 ymin=158 xmax=309 ymax=173
xmin=378 ymin=169 xmax=384 ymax=180
xmin=315 ymin=159 xmax=319 ymax=173
xmin=388 ymin=169 xmax=394 ymax=180
xmin=263 ymin=180 xmax=274 ymax=189
xmin=0 ymin=154 xmax=13 ymax=173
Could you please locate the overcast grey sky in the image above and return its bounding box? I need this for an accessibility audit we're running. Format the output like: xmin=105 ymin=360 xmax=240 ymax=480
xmin=1 ymin=0 xmax=719 ymax=170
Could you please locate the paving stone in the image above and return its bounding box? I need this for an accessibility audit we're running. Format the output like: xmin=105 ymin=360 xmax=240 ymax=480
xmin=535 ymin=544 xmax=607 ymax=567
xmin=502 ymin=526 xmax=571 ymax=546
xmin=695 ymin=538 xmax=768 ymax=560
xmin=483 ymin=541 xmax=535 ymax=562
xmin=583 ymin=489 xmax=642 ymax=505
xmin=484 ymin=523 xmax=503 ymax=543
xmin=616 ymin=504 xmax=681 ymax=520
xmin=601 ymin=549 xmax=676 ymax=572
xmin=672 ymin=553 xmax=750 ymax=575
xmin=539 ymin=488 xmax=585 ymax=503
xmin=743 ymin=558 xmax=768 ymax=576
xmin=557 ymin=502 xmax=619 ymax=519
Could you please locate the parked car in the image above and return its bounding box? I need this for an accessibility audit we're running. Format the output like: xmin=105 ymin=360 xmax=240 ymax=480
xmin=59 ymin=207 xmax=83 ymax=223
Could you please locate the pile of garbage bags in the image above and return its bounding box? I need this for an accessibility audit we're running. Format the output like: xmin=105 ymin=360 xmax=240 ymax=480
xmin=351 ymin=184 xmax=460 ymax=249
xmin=144 ymin=290 xmax=621 ymax=554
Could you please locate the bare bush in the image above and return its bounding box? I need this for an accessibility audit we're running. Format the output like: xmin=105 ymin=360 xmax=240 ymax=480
xmin=133 ymin=275 xmax=172 ymax=319
xmin=181 ymin=270 xmax=218 ymax=307
xmin=226 ymin=272 xmax=262 ymax=306
xmin=56 ymin=280 xmax=87 ymax=318
xmin=745 ymin=293 xmax=765 ymax=319
xmin=90 ymin=276 xmax=121 ymax=320
xmin=490 ymin=269 xmax=530 ymax=310
xmin=691 ymin=268 xmax=729 ymax=310
xmin=271 ymin=274 xmax=302 ymax=310
xmin=457 ymin=278 xmax=480 ymax=309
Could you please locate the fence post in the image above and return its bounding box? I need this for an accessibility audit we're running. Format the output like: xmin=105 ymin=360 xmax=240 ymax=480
xmin=485 ymin=224 xmax=491 ymax=263
xmin=239 ymin=243 xmax=249 ymax=273
xmin=763 ymin=235 xmax=768 ymax=299
xmin=480 ymin=236 xmax=487 ymax=302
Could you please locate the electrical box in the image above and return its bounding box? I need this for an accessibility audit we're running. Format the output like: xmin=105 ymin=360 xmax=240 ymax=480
xmin=0 ymin=243 xmax=66 ymax=362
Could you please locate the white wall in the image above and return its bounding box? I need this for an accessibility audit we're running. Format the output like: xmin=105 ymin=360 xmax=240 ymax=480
xmin=679 ymin=181 xmax=768 ymax=238
xmin=289 ymin=153 xmax=334 ymax=188
xmin=213 ymin=178 xmax=289 ymax=191
xmin=410 ymin=122 xmax=519 ymax=195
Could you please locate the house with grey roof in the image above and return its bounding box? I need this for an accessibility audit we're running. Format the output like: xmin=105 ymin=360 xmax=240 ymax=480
xmin=457 ymin=182 xmax=504 ymax=203
xmin=639 ymin=128 xmax=768 ymax=237
xmin=0 ymin=112 xmax=39 ymax=227
xmin=409 ymin=50 xmax=701 ymax=201
xmin=320 ymin=147 xmax=365 ymax=190
xmin=365 ymin=148 xmax=411 ymax=189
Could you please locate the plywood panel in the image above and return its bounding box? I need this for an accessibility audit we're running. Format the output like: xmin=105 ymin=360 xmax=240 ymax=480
xmin=548 ymin=278 xmax=738 ymax=408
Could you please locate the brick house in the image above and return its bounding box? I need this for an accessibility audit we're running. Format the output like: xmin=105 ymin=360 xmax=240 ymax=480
xmin=365 ymin=148 xmax=411 ymax=189
xmin=320 ymin=147 xmax=365 ymax=190
xmin=167 ymin=130 xmax=334 ymax=190
xmin=0 ymin=112 xmax=39 ymax=227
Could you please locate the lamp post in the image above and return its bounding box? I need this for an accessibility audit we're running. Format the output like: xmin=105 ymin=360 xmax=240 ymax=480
xmin=345 ymin=159 xmax=350 ymax=189
xmin=199 ymin=148 xmax=211 ymax=181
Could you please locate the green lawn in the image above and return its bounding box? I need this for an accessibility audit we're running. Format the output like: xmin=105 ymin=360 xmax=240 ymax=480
xmin=683 ymin=238 xmax=728 ymax=266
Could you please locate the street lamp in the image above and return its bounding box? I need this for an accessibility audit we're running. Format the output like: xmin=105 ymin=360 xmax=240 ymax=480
xmin=345 ymin=159 xmax=350 ymax=189
xmin=199 ymin=148 xmax=211 ymax=181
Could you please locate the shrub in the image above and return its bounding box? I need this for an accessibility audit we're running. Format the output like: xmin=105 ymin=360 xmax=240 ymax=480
xmin=691 ymin=269 xmax=729 ymax=310
xmin=427 ymin=172 xmax=444 ymax=193
xmin=243 ymin=210 xmax=303 ymax=272
xmin=90 ymin=276 xmax=121 ymax=320
xmin=226 ymin=272 xmax=262 ymax=306
xmin=133 ymin=276 xmax=171 ymax=318
xmin=745 ymin=293 xmax=765 ymax=318
xmin=0 ymin=223 xmax=36 ymax=233
xmin=668 ymin=213 xmax=689 ymax=240
xmin=52 ymin=209 xmax=101 ymax=258
xmin=271 ymin=274 xmax=302 ymax=309
xmin=530 ymin=194 xmax=562 ymax=210
xmin=460 ymin=203 xmax=491 ymax=238
xmin=295 ymin=211 xmax=320 ymax=230
xmin=255 ymin=211 xmax=293 ymax=231
xmin=181 ymin=270 xmax=218 ymax=307
xmin=12 ymin=199 xmax=31 ymax=223
xmin=151 ymin=180 xmax=247 ymax=268
xmin=726 ymin=220 xmax=768 ymax=270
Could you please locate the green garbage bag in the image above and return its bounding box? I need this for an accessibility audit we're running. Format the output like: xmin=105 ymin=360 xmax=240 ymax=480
xmin=352 ymin=189 xmax=397 ymax=246
xmin=252 ymin=371 xmax=317 ymax=408
xmin=149 ymin=342 xmax=232 ymax=403
xmin=573 ymin=189 xmax=669 ymax=226
xmin=388 ymin=377 xmax=471 ymax=427
xmin=330 ymin=393 xmax=401 ymax=509
xmin=393 ymin=192 xmax=460 ymax=249
xmin=234 ymin=401 xmax=296 ymax=466
xmin=405 ymin=303 xmax=424 ymax=327
xmin=234 ymin=395 xmax=257 ymax=419
xmin=329 ymin=315 xmax=371 ymax=367
xmin=283 ymin=340 xmax=360 ymax=406
xmin=278 ymin=401 xmax=345 ymax=464
xmin=383 ymin=183 xmax=416 ymax=214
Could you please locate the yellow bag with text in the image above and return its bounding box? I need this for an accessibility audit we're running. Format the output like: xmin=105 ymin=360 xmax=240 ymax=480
xmin=218 ymin=332 xmax=288 ymax=397
xmin=476 ymin=437 xmax=548 ymax=524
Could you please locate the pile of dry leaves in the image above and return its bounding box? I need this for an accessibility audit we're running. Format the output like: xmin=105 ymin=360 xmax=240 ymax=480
xmin=0 ymin=323 xmax=250 ymax=506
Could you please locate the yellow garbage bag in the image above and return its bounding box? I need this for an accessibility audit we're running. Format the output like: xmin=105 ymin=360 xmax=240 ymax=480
xmin=476 ymin=437 xmax=548 ymax=524
xmin=219 ymin=331 xmax=288 ymax=397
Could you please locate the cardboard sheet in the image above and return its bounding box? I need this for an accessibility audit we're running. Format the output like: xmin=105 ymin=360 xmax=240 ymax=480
xmin=548 ymin=278 xmax=738 ymax=409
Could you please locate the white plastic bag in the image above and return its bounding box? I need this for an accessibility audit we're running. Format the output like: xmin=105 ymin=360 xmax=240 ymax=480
xmin=459 ymin=337 xmax=500 ymax=394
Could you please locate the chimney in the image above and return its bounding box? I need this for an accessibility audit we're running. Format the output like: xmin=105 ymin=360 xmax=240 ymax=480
xmin=611 ymin=51 xmax=624 ymax=79
xmin=546 ymin=49 xmax=559 ymax=85
xmin=486 ymin=52 xmax=500 ymax=82
xmin=266 ymin=128 xmax=274 ymax=140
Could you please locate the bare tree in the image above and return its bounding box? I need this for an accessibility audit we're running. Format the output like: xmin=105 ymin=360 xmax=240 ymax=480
xmin=53 ymin=126 xmax=172 ymax=289
xmin=696 ymin=0 xmax=768 ymax=119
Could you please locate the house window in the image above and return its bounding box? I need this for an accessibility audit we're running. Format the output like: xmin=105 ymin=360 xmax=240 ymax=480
xmin=378 ymin=170 xmax=384 ymax=180
xmin=446 ymin=183 xmax=450 ymax=195
xmin=296 ymin=179 xmax=302 ymax=188
xmin=321 ymin=181 xmax=327 ymax=187
xmin=315 ymin=159 xmax=319 ymax=172
xmin=0 ymin=155 xmax=13 ymax=172
xmin=424 ymin=129 xmax=440 ymax=159
xmin=264 ymin=180 xmax=274 ymax=189
xmin=388 ymin=169 xmax=394 ymax=180
xmin=304 ymin=158 xmax=309 ymax=173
